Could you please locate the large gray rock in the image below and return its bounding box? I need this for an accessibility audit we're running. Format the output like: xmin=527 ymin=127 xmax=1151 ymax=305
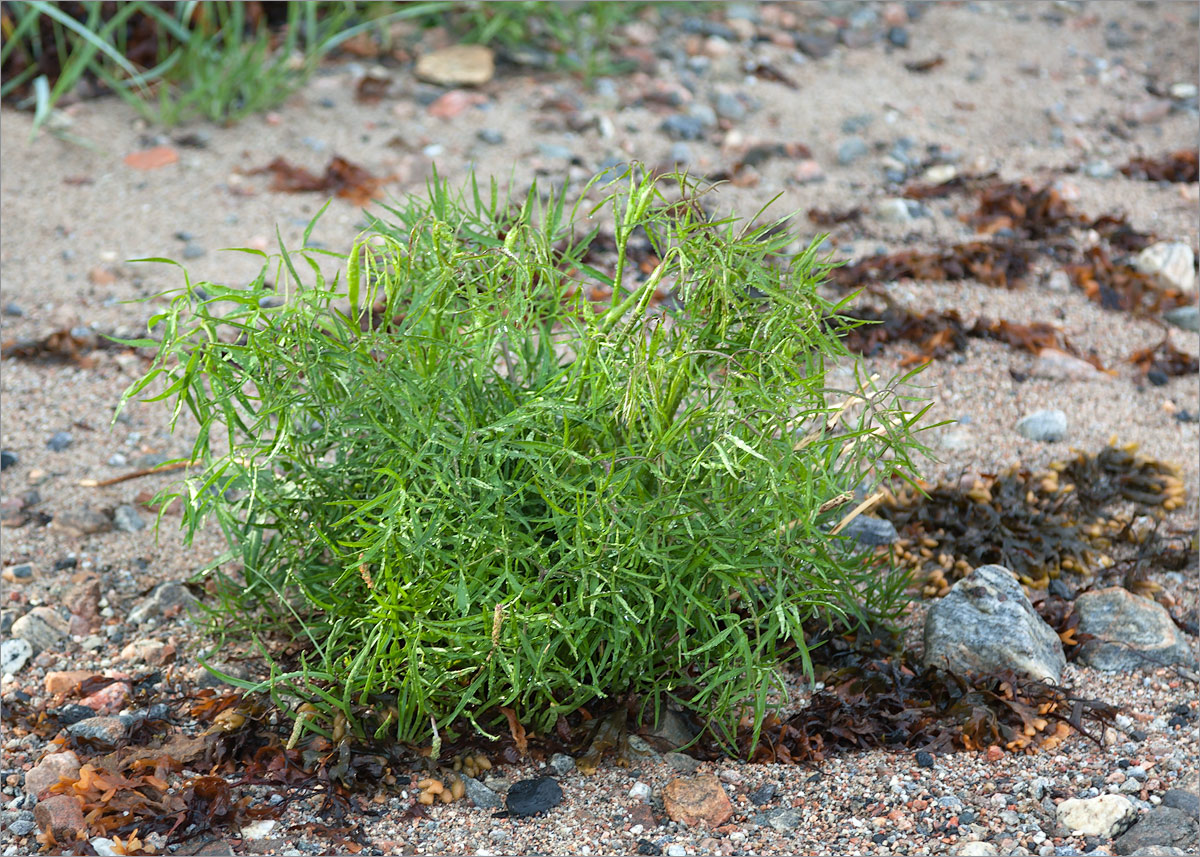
xmin=923 ymin=564 xmax=1066 ymax=683
xmin=1114 ymin=806 xmax=1199 ymax=855
xmin=1074 ymin=587 xmax=1195 ymax=672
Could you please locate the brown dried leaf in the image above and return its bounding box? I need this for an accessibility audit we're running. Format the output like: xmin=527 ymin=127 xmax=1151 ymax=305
xmin=499 ymin=706 xmax=528 ymax=757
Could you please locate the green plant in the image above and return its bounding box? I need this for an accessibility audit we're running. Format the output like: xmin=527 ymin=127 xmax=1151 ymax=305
xmin=1 ymin=1 xmax=446 ymax=130
xmin=122 ymin=166 xmax=932 ymax=753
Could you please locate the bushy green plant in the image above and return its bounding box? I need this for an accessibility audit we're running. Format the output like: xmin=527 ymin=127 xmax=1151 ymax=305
xmin=122 ymin=166 xmax=931 ymax=751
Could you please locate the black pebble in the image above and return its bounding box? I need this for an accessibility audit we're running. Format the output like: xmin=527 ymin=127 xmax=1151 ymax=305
xmin=53 ymin=704 xmax=96 ymax=725
xmin=1168 ymin=715 xmax=1187 ymax=728
xmin=0 ymin=450 xmax=16 ymax=471
xmin=504 ymin=776 xmax=563 ymax=817
xmin=637 ymin=840 xmax=661 ymax=855
xmin=916 ymin=750 xmax=935 ymax=768
xmin=1129 ymin=729 xmax=1147 ymax=742
xmin=53 ymin=557 xmax=78 ymax=571
xmin=1172 ymin=703 xmax=1191 ymax=716
xmin=872 ymin=832 xmax=887 ymax=843
xmin=1147 ymin=369 xmax=1169 ymax=386
xmin=1118 ymin=758 xmax=1130 ymax=769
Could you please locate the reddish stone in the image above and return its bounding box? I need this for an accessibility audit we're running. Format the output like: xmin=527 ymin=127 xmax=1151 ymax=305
xmin=427 ymin=90 xmax=488 ymax=119
xmin=124 ymin=146 xmax=179 ymax=170
xmin=628 ymin=801 xmax=660 ymax=830
xmin=662 ymin=774 xmax=733 ymax=828
xmin=25 ymin=751 xmax=80 ymax=799
xmin=80 ymin=681 xmax=131 ymax=714
xmin=44 ymin=670 xmax=96 ymax=696
xmin=985 ymin=745 xmax=1005 ymax=762
xmin=33 ymin=793 xmax=85 ymax=841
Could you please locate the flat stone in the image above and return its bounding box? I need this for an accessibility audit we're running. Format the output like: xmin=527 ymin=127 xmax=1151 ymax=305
xmin=1017 ymin=409 xmax=1068 ymax=442
xmin=663 ymin=752 xmax=701 ymax=774
xmin=119 ymin=638 xmax=173 ymax=665
xmin=753 ymin=807 xmax=801 ymax=831
xmin=1160 ymin=789 xmax=1200 ymax=816
xmin=662 ymin=774 xmax=733 ymax=828
xmin=53 ymin=506 xmax=114 ymax=536
xmin=11 ymin=607 xmax=69 ymax=655
xmin=66 ymin=716 xmax=128 ymax=750
xmin=1031 ymin=349 xmax=1110 ymax=382
xmin=842 ymin=516 xmax=899 ymax=546
xmin=1114 ymin=806 xmax=1198 ymax=855
xmin=837 ymin=137 xmax=870 ymax=165
xmin=113 ymin=504 xmax=147 ymax=532
xmin=1057 ymin=794 xmax=1137 ymax=838
xmin=45 ymin=670 xmax=98 ymax=695
xmin=1 ymin=637 xmax=33 ymax=674
xmin=34 ymin=793 xmax=86 ymax=841
xmin=415 ymin=44 xmax=495 ymax=87
xmin=1074 ymin=587 xmax=1194 ymax=672
xmin=955 ymin=844 xmax=999 ymax=856
xmin=923 ymin=564 xmax=1066 ymax=683
xmin=127 ymin=581 xmax=199 ymax=625
xmin=548 ymin=753 xmax=575 ymax=777
xmin=504 ymin=776 xmax=562 ymax=817
xmin=25 ymin=751 xmax=81 ymax=800
xmin=1134 ymin=243 xmax=1196 ymax=294
xmin=643 ymin=709 xmax=699 ymax=750
xmin=46 ymin=431 xmax=73 ymax=452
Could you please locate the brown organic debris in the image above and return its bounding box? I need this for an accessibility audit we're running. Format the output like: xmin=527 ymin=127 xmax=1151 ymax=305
xmin=1128 ymin=338 xmax=1200 ymax=379
xmin=249 ymin=156 xmax=391 ymax=206
xmin=1119 ymin=149 xmax=1199 ymax=183
xmin=829 ymin=241 xmax=1034 ymax=290
xmin=1066 ymin=246 xmax=1191 ymax=313
xmin=1 ymin=328 xmax=132 ymax=367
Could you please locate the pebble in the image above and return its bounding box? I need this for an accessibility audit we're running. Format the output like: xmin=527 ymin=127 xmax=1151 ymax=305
xmin=662 ymin=774 xmax=733 ymax=828
xmin=668 ymin=143 xmax=692 ymax=165
xmin=33 ymin=793 xmax=86 ymax=841
xmin=713 ymin=91 xmax=746 ymax=121
xmin=795 ymin=33 xmax=835 ymax=59
xmin=661 ymin=114 xmax=708 ymax=141
xmin=504 ymin=776 xmax=562 ymax=817
xmin=24 ymin=751 xmax=81 ymax=799
xmin=127 ymin=581 xmax=199 ymax=625
xmin=922 ymin=163 xmax=959 ymax=184
xmin=793 ymin=160 xmax=825 ymax=183
xmin=0 ymin=449 xmax=16 ymax=471
xmin=663 ymin=752 xmax=701 ymax=774
xmin=11 ymin=607 xmax=69 ymax=655
xmin=66 ymin=716 xmax=128 ymax=750
xmin=536 ymin=143 xmax=574 ymax=161
xmin=461 ymin=776 xmax=504 ymax=810
xmin=1074 ymin=587 xmax=1192 ymax=671
xmin=46 ymin=431 xmax=73 ymax=452
xmin=1 ymin=638 xmax=33 ymax=675
xmin=1016 ymin=409 xmax=1068 ymax=442
xmin=548 ymin=753 xmax=575 ymax=777
xmin=2 ymin=564 xmax=33 ymax=584
xmin=1121 ymin=99 xmax=1171 ymax=125
xmin=873 ymin=197 xmax=924 ymax=224
xmin=916 ymin=751 xmax=935 ymax=768
xmin=3 ymin=302 xmax=23 ymax=316
xmin=887 ymin=26 xmax=910 ymax=47
xmin=837 ymin=137 xmax=870 ymax=165
xmin=748 ymin=782 xmax=777 ymax=805
xmin=1031 ymin=349 xmax=1109 ymax=382
xmin=415 ymin=44 xmax=495 ymax=87
xmin=754 ymin=807 xmax=803 ymax=831
xmin=956 ymin=843 xmax=999 ymax=856
xmin=630 ymin=782 xmax=653 ymax=802
xmin=666 ymin=846 xmax=686 ymax=857
xmin=1163 ymin=305 xmax=1199 ymax=333
xmin=842 ymin=516 xmax=899 ymax=546
xmin=477 ymin=128 xmax=505 ymax=145
xmin=1083 ymin=160 xmax=1115 ymax=179
xmin=1134 ymin=243 xmax=1196 ymax=294
xmin=182 ymin=243 xmax=206 ymax=259
xmin=1169 ymin=82 xmax=1199 ymax=100
xmin=1057 ymin=794 xmax=1137 ymax=838
xmin=113 ymin=504 xmax=147 ymax=533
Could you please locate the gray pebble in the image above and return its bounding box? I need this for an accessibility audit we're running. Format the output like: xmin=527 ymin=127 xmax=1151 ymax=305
xmin=1084 ymin=160 xmax=1115 ymax=179
xmin=113 ymin=504 xmax=147 ymax=533
xmin=713 ymin=91 xmax=746 ymax=121
xmin=663 ymin=751 xmax=700 ymax=774
xmin=1 ymin=449 xmax=16 ymax=471
xmin=549 ymin=753 xmax=576 ymax=776
xmin=477 ymin=128 xmax=505 ymax=145
xmin=461 ymin=775 xmax=503 ymax=809
xmin=888 ymin=26 xmax=910 ymax=48
xmin=536 ymin=142 xmax=575 ymax=161
xmin=174 ymin=231 xmax=195 ymax=242
xmin=10 ymin=607 xmax=68 ymax=655
xmin=837 ymin=137 xmax=870 ymax=165
xmin=669 ymin=143 xmax=692 ymax=165
xmin=1016 ymin=409 xmax=1068 ymax=442
xmin=182 ymin=243 xmax=207 ymax=259
xmin=1161 ymin=789 xmax=1200 ymax=816
xmin=661 ymin=114 xmax=708 ymax=141
xmin=3 ymin=302 xmax=24 ymax=317
xmin=842 ymin=114 xmax=875 ymax=135
xmin=9 ymin=814 xmax=37 ymax=836
xmin=66 ymin=716 xmax=128 ymax=750
xmin=127 ymin=581 xmax=199 ymax=625
xmin=842 ymin=516 xmax=899 ymax=546
xmin=46 ymin=431 xmax=74 ymax=452
xmin=1163 ymin=305 xmax=1199 ymax=333
xmin=754 ymin=808 xmax=803 ymax=831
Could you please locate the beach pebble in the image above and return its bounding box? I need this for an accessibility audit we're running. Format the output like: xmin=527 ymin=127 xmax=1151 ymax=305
xmin=34 ymin=794 xmax=86 ymax=841
xmin=629 ymin=781 xmax=653 ymax=802
xmin=25 ymin=751 xmax=81 ymax=800
xmin=1 ymin=449 xmax=17 ymax=470
xmin=1031 ymin=349 xmax=1109 ymax=382
xmin=837 ymin=137 xmax=870 ymax=165
xmin=664 ymin=752 xmax=701 ymax=774
xmin=1057 ymin=794 xmax=1137 ymax=838
xmin=549 ymin=753 xmax=575 ymax=777
xmin=113 ymin=504 xmax=147 ymax=533
xmin=1017 ymin=409 xmax=1068 ymax=442
xmin=415 ymin=44 xmax=495 ymax=87
xmin=11 ymin=607 xmax=69 ymax=655
xmin=1 ymin=637 xmax=33 ymax=675
xmin=46 ymin=431 xmax=73 ymax=451
xmin=127 ymin=581 xmax=200 ymax=625
xmin=842 ymin=516 xmax=899 ymax=546
xmin=1163 ymin=305 xmax=1199 ymax=333
xmin=461 ymin=775 xmax=503 ymax=810
xmin=504 ymin=776 xmax=563 ymax=817
xmin=663 ymin=774 xmax=733 ymax=828
xmin=477 ymin=128 xmax=505 ymax=145
xmin=923 ymin=564 xmax=1066 ymax=682
xmin=1134 ymin=243 xmax=1196 ymax=294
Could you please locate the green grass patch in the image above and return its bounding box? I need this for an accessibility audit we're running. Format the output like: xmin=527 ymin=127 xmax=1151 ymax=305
xmin=122 ymin=166 xmax=932 ymax=752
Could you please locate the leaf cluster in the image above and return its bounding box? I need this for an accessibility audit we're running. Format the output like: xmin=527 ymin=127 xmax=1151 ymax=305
xmin=123 ymin=166 xmax=932 ymax=751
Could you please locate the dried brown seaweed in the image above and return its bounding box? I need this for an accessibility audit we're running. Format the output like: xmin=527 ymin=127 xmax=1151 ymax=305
xmin=1120 ymin=149 xmax=1199 ymax=183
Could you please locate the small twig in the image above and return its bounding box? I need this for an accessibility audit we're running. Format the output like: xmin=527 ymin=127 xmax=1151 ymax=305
xmin=78 ymin=460 xmax=194 ymax=487
xmin=830 ymin=490 xmax=886 ymax=536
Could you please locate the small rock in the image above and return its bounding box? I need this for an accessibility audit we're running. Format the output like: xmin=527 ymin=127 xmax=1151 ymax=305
xmin=956 ymin=844 xmax=999 ymax=856
xmin=661 ymin=114 xmax=707 ymax=141
xmin=887 ymin=26 xmax=910 ymax=47
xmin=662 ymin=774 xmax=733 ymax=828
xmin=461 ymin=775 xmax=504 ymax=810
xmin=240 ymin=819 xmax=277 ymax=840
xmin=46 ymin=431 xmax=73 ymax=452
xmin=66 ymin=716 xmax=128 ymax=750
xmin=795 ymin=33 xmax=835 ymax=59
xmin=666 ymin=846 xmax=686 ymax=857
xmin=415 ymin=44 xmax=495 ymax=86
xmin=127 ymin=581 xmax=199 ymax=625
xmin=753 ymin=807 xmax=802 ymax=831
xmin=2 ymin=302 xmax=23 ymax=317
xmin=477 ymin=128 xmax=505 ymax=145
xmin=1016 ymin=409 xmax=1068 ymax=442
xmin=922 ymin=164 xmax=958 ymax=184
xmin=713 ymin=91 xmax=746 ymax=122
xmin=1163 ymin=305 xmax=1199 ymax=333
xmin=1074 ymin=587 xmax=1193 ymax=672
xmin=427 ymin=89 xmax=488 ymax=119
xmin=1 ymin=638 xmax=33 ymax=675
xmin=119 ymin=638 xmax=173 ymax=665
xmin=923 ymin=564 xmax=1066 ymax=682
xmin=668 ymin=142 xmax=692 ymax=165
xmin=113 ymin=504 xmax=147 ymax=533
xmin=837 ymin=137 xmax=870 ymax=165
xmin=45 ymin=670 xmax=97 ymax=695
xmin=11 ymin=607 xmax=69 ymax=655
xmin=1134 ymin=243 xmax=1196 ymax=294
xmin=842 ymin=516 xmax=898 ymax=546
xmin=25 ymin=751 xmax=81 ymax=799
xmin=548 ymin=753 xmax=575 ymax=777
xmin=793 ymin=159 xmax=825 ymax=183
xmin=916 ymin=750 xmax=935 ymax=768
xmin=1057 ymin=794 xmax=1138 ymax=838
xmin=2 ymin=563 xmax=34 ymax=584
xmin=1169 ymin=82 xmax=1199 ymax=100
xmin=9 ymin=813 xmax=37 ymax=836
xmin=748 ymin=783 xmax=777 ymax=805
xmin=80 ymin=681 xmax=131 ymax=714
xmin=33 ymin=793 xmax=86 ymax=841
xmin=504 ymin=776 xmax=562 ymax=817
xmin=0 ymin=449 xmax=17 ymax=470
xmin=663 ymin=752 xmax=701 ymax=774
xmin=1122 ymin=99 xmax=1171 ymax=125
xmin=54 ymin=506 xmax=114 ymax=536
xmin=536 ymin=142 xmax=574 ymax=162
xmin=629 ymin=782 xmax=653 ymax=802
xmin=1084 ymin=160 xmax=1115 ymax=179
xmin=874 ymin=197 xmax=915 ymax=224
xmin=1031 ymin=349 xmax=1109 ymax=382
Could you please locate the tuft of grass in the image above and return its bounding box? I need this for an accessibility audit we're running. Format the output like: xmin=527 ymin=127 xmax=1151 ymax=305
xmin=1 ymin=1 xmax=447 ymax=131
xmin=121 ymin=166 xmax=933 ymax=753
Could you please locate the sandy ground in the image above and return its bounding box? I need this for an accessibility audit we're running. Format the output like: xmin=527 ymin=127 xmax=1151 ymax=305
xmin=1 ymin=2 xmax=1198 ymax=856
